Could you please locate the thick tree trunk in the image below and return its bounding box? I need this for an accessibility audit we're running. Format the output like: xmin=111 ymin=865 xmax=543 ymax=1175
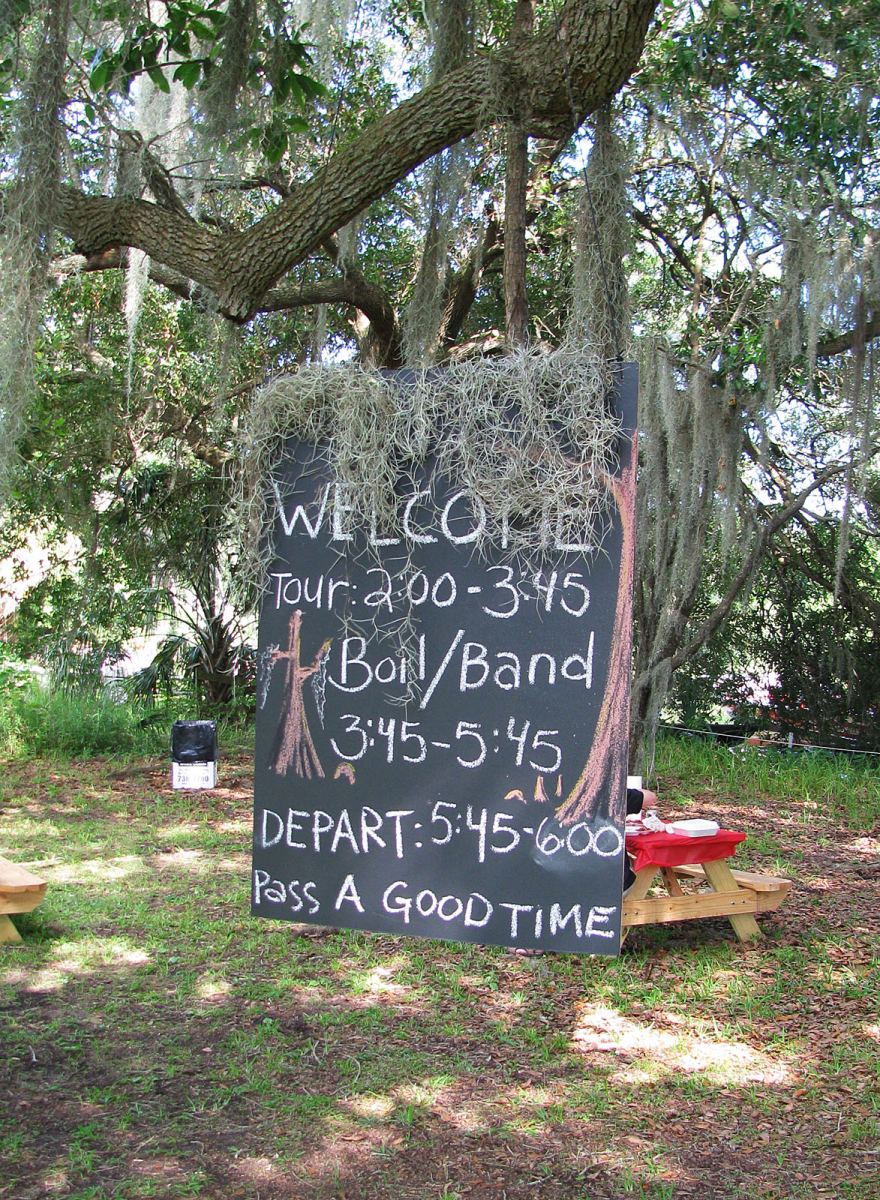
xmin=56 ymin=0 xmax=658 ymax=322
xmin=504 ymin=0 xmax=535 ymax=348
xmin=505 ymin=124 xmax=531 ymax=345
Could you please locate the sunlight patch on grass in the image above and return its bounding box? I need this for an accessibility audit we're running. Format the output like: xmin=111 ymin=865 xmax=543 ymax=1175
xmin=367 ymin=967 xmax=410 ymax=996
xmin=423 ymin=1087 xmax=493 ymax=1134
xmin=479 ymin=988 xmax=531 ymax=1027
xmin=607 ymin=1058 xmax=668 ymax=1086
xmin=1 ymin=965 xmax=43 ymax=988
xmin=51 ymin=855 xmax=146 ymax=883
xmin=393 ymin=1078 xmax=449 ymax=1111
xmin=216 ymin=819 xmax=251 ymax=834
xmin=153 ymin=847 xmax=204 ymax=867
xmin=2 ymin=959 xmax=83 ymax=992
xmin=216 ymin=852 xmax=250 ymax=869
xmin=196 ymin=976 xmax=232 ymax=1000
xmin=119 ymin=947 xmax=150 ymax=965
xmin=14 ymin=855 xmax=63 ymax=871
xmin=156 ymin=821 xmax=205 ymax=837
xmin=445 ymin=1109 xmax=491 ymax=1133
xmin=40 ymin=1168 xmax=69 ymax=1194
xmin=572 ymin=1004 xmax=793 ymax=1086
xmin=190 ymin=849 xmax=248 ymax=878
xmin=504 ymin=1117 xmax=547 ymax=1135
xmin=2 ymin=813 xmax=62 ymax=839
xmin=230 ymin=1155 xmax=280 ymax=1182
xmin=346 ymin=1094 xmax=395 ymax=1119
xmin=349 ymin=965 xmax=412 ymax=999
xmin=513 ymin=1084 xmax=556 ymax=1107
xmin=799 ymin=876 xmax=837 ymax=891
xmin=151 ymin=846 xmax=249 ymax=874
xmin=20 ymin=938 xmax=156 ymax=982
xmin=288 ymin=1127 xmax=396 ymax=1189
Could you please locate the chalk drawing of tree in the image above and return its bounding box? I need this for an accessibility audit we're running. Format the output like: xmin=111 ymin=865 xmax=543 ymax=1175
xmin=555 ymin=452 xmax=637 ymax=828
xmin=270 ymin=610 xmax=331 ymax=779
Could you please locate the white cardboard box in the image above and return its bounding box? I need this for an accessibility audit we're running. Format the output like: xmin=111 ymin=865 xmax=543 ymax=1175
xmin=669 ymin=818 xmax=720 ymax=837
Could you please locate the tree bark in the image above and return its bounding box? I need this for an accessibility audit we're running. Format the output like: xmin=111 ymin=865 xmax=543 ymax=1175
xmin=55 ymin=0 xmax=658 ymax=323
xmin=439 ymin=218 xmax=502 ymax=350
xmin=504 ymin=1 xmax=535 ymax=347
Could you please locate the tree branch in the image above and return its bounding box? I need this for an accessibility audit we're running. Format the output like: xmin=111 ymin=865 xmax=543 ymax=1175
xmin=54 ymin=0 xmax=659 ymax=322
xmin=663 ymin=459 xmax=864 ymax=678
xmin=816 ymin=312 xmax=880 ymax=358
xmin=438 ymin=219 xmax=502 ymax=351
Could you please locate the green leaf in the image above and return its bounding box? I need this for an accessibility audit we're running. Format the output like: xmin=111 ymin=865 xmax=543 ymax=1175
xmin=121 ymin=48 xmax=144 ymax=76
xmin=147 ymin=66 xmax=171 ymax=93
xmin=89 ymin=59 xmax=113 ymax=92
xmin=141 ymin=36 xmax=163 ymax=67
xmin=167 ymin=31 xmax=192 ymax=56
xmin=262 ymin=125 xmax=288 ymax=164
xmin=172 ymin=60 xmax=202 ymax=89
xmin=274 ymin=72 xmax=293 ymax=105
xmin=165 ymin=4 xmax=188 ymax=34
xmin=297 ymin=74 xmax=328 ymax=100
xmin=198 ymin=8 xmax=226 ymax=28
xmin=189 ymin=18 xmax=216 ymax=41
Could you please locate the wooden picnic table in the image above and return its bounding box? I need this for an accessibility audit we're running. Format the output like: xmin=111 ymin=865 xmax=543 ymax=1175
xmin=621 ymin=829 xmax=791 ymax=942
xmin=0 ymin=856 xmax=48 ymax=944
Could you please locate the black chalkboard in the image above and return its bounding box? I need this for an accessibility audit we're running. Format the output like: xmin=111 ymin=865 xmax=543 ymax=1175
xmin=251 ymin=364 xmax=638 ymax=954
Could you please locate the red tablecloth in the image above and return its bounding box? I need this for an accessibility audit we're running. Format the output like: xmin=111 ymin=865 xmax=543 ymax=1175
xmin=625 ymin=829 xmax=746 ymax=874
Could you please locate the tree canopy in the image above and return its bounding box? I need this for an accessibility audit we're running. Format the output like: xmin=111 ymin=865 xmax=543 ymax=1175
xmin=2 ymin=0 xmax=880 ymax=752
xmin=3 ymin=0 xmax=656 ymax=318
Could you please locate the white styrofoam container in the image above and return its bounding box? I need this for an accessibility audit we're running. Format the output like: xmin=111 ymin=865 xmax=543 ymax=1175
xmin=669 ymin=818 xmax=720 ymax=837
xmin=172 ymin=761 xmax=217 ymax=790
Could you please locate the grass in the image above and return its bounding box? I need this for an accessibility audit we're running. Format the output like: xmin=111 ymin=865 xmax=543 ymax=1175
xmin=0 ymin=675 xmax=256 ymax=761
xmin=0 ymin=733 xmax=879 ymax=1198
xmin=652 ymin=732 xmax=880 ymax=826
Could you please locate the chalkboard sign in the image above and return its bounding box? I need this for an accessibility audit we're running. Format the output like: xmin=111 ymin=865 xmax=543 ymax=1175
xmin=252 ymin=364 xmax=638 ymax=954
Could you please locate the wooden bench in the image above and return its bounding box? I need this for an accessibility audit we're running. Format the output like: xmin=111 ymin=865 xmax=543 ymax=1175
xmin=621 ymin=859 xmax=792 ymax=942
xmin=0 ymin=856 xmax=48 ymax=944
xmin=672 ymin=863 xmax=792 ymax=900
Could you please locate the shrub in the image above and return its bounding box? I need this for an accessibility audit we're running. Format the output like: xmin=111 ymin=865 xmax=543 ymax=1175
xmin=0 ymin=673 xmax=170 ymax=759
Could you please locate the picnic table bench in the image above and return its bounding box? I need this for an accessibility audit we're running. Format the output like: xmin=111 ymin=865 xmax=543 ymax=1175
xmin=0 ymin=855 xmax=48 ymax=943
xmin=620 ymin=829 xmax=791 ymax=943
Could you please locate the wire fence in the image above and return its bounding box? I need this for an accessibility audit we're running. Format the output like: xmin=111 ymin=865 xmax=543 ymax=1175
xmin=659 ymin=721 xmax=880 ymax=759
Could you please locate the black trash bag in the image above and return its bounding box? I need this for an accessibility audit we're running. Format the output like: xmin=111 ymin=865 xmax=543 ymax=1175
xmin=171 ymin=720 xmax=218 ymax=764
